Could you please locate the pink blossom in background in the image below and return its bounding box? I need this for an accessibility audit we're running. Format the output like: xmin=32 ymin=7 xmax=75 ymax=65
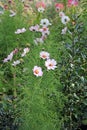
xmin=36 ymin=1 xmax=46 ymax=9
xmin=55 ymin=3 xmax=64 ymax=12
xmin=68 ymin=0 xmax=79 ymax=7
xmin=33 ymin=66 xmax=43 ymax=77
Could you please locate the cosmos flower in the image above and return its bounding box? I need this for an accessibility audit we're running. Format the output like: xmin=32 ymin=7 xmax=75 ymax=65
xmin=21 ymin=47 xmax=30 ymax=57
xmin=34 ymin=37 xmax=44 ymax=45
xmin=29 ymin=25 xmax=40 ymax=32
xmin=13 ymin=48 xmax=18 ymax=54
xmin=33 ymin=66 xmax=43 ymax=77
xmin=3 ymin=52 xmax=13 ymax=63
xmin=61 ymin=27 xmax=67 ymax=34
xmin=12 ymin=60 xmax=20 ymax=66
xmin=45 ymin=59 xmax=57 ymax=70
xmin=55 ymin=3 xmax=64 ymax=12
xmin=59 ymin=11 xmax=65 ymax=17
xmin=40 ymin=51 xmax=50 ymax=60
xmin=61 ymin=15 xmax=70 ymax=25
xmin=38 ymin=7 xmax=45 ymax=13
xmin=9 ymin=10 xmax=16 ymax=17
xmin=15 ymin=28 xmax=26 ymax=34
xmin=40 ymin=19 xmax=51 ymax=27
xmin=39 ymin=27 xmax=50 ymax=36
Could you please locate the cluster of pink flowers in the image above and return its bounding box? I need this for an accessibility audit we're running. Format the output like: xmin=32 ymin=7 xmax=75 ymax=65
xmin=33 ymin=51 xmax=57 ymax=77
xmin=3 ymin=47 xmax=30 ymax=66
xmin=68 ymin=0 xmax=79 ymax=7
xmin=29 ymin=18 xmax=51 ymax=45
xmin=55 ymin=0 xmax=79 ymax=11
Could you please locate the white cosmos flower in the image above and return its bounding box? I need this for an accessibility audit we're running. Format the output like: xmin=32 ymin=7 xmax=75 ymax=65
xmin=45 ymin=59 xmax=57 ymax=70
xmin=15 ymin=28 xmax=26 ymax=34
xmin=61 ymin=27 xmax=67 ymax=34
xmin=34 ymin=37 xmax=44 ymax=45
xmin=61 ymin=15 xmax=70 ymax=25
xmin=33 ymin=66 xmax=43 ymax=77
xmin=59 ymin=11 xmax=65 ymax=17
xmin=12 ymin=60 xmax=20 ymax=66
xmin=40 ymin=19 xmax=51 ymax=27
xmin=3 ymin=52 xmax=14 ymax=63
xmin=38 ymin=7 xmax=45 ymax=13
xmin=21 ymin=47 xmax=30 ymax=57
xmin=40 ymin=51 xmax=50 ymax=60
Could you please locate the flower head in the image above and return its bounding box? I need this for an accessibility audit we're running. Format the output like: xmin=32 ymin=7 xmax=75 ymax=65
xmin=12 ymin=60 xmax=20 ymax=66
xmin=33 ymin=66 xmax=43 ymax=77
xmin=40 ymin=51 xmax=50 ymax=60
xmin=55 ymin=3 xmax=64 ymax=12
xmin=29 ymin=25 xmax=40 ymax=32
xmin=15 ymin=28 xmax=26 ymax=34
xmin=38 ymin=7 xmax=45 ymax=13
xmin=61 ymin=27 xmax=67 ymax=34
xmin=59 ymin=11 xmax=65 ymax=17
xmin=61 ymin=15 xmax=70 ymax=25
xmin=21 ymin=47 xmax=30 ymax=57
xmin=3 ymin=52 xmax=13 ymax=63
xmin=45 ymin=59 xmax=57 ymax=70
xmin=40 ymin=19 xmax=51 ymax=27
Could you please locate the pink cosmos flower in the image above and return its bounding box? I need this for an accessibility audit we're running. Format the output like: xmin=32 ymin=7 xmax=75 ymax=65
xmin=61 ymin=27 xmax=68 ymax=34
xmin=59 ymin=11 xmax=65 ymax=18
xmin=68 ymin=0 xmax=79 ymax=7
xmin=40 ymin=51 xmax=50 ymax=60
xmin=29 ymin=25 xmax=40 ymax=32
xmin=55 ymin=3 xmax=64 ymax=12
xmin=36 ymin=1 xmax=46 ymax=9
xmin=39 ymin=27 xmax=50 ymax=36
xmin=33 ymin=66 xmax=43 ymax=77
xmin=45 ymin=59 xmax=57 ymax=70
